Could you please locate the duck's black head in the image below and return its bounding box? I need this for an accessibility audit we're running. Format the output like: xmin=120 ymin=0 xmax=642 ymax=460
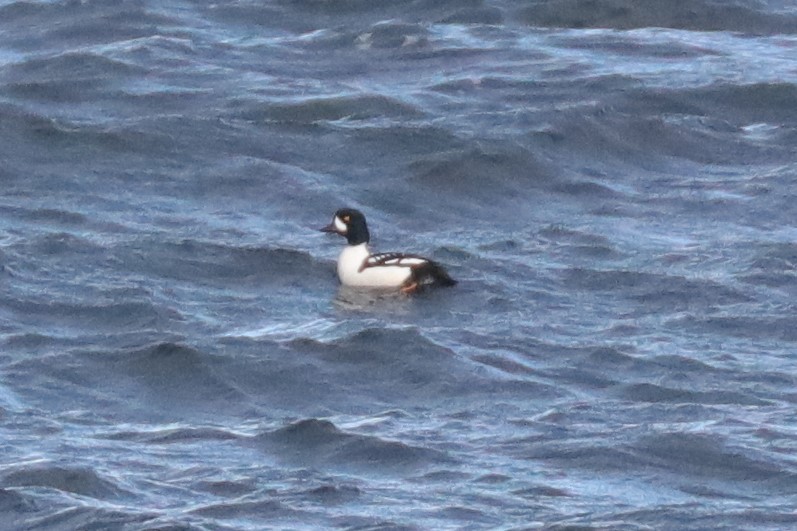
xmin=320 ymin=208 xmax=370 ymax=245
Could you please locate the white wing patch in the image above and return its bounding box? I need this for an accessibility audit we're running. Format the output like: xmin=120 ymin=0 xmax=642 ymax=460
xmin=361 ymin=252 xmax=428 ymax=271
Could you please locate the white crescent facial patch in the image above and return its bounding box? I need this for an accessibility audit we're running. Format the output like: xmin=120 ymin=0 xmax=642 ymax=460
xmin=334 ymin=215 xmax=347 ymax=233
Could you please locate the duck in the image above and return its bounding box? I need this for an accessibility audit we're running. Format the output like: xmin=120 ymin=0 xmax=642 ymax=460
xmin=320 ymin=208 xmax=457 ymax=293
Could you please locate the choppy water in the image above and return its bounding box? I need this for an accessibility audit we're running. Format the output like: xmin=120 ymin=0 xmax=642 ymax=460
xmin=2 ymin=0 xmax=797 ymax=529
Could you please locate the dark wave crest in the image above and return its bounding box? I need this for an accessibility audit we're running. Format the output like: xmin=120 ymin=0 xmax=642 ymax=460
xmin=255 ymin=418 xmax=449 ymax=472
xmin=518 ymin=0 xmax=797 ymax=33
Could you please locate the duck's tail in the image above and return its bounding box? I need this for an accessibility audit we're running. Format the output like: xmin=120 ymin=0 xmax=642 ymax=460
xmin=415 ymin=260 xmax=457 ymax=288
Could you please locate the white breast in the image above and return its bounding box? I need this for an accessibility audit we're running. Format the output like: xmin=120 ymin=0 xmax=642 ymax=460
xmin=337 ymin=244 xmax=413 ymax=288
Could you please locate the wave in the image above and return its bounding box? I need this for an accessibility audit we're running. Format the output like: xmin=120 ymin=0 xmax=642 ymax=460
xmin=6 ymin=50 xmax=142 ymax=78
xmin=110 ymin=342 xmax=246 ymax=402
xmin=518 ymin=428 xmax=797 ymax=495
xmin=236 ymin=93 xmax=424 ymax=125
xmin=190 ymin=498 xmax=293 ymax=520
xmin=198 ymin=0 xmax=797 ymax=34
xmin=3 ymin=47 xmax=140 ymax=100
xmin=671 ymin=314 xmax=797 ymax=342
xmin=562 ymin=268 xmax=749 ymax=312
xmin=204 ymin=0 xmax=467 ymax=33
xmin=0 ymin=103 xmax=177 ymax=163
xmin=634 ymin=432 xmax=797 ymax=484
xmin=3 ymin=297 xmax=177 ymax=334
xmin=101 ymin=425 xmax=241 ymax=444
xmin=0 ymin=205 xmax=88 ymax=227
xmin=122 ymin=239 xmax=331 ymax=287
xmin=517 ymin=0 xmax=797 ymax=33
xmin=27 ymin=342 xmax=253 ymax=421
xmin=286 ymin=327 xmax=559 ymax=406
xmin=1 ymin=463 xmax=129 ymax=500
xmin=685 ymin=83 xmax=797 ymax=125
xmin=15 ymin=1 xmax=176 ymax=47
xmin=254 ymin=418 xmax=448 ymax=472
xmin=742 ymin=242 xmax=797 ymax=289
xmin=403 ymin=143 xmax=558 ymax=213
xmin=616 ymin=382 xmax=771 ymax=406
xmin=0 ymin=488 xmax=37 ymax=515
xmin=295 ymin=483 xmax=362 ymax=504
xmin=540 ymin=82 xmax=797 ymax=166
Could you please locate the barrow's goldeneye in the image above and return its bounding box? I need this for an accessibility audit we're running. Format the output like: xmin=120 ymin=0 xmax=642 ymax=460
xmin=320 ymin=208 xmax=457 ymax=293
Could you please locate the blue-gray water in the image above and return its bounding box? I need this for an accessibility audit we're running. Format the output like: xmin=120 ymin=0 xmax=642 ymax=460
xmin=2 ymin=1 xmax=797 ymax=529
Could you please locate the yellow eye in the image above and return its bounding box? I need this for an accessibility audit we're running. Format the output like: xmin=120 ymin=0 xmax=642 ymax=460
xmin=343 ymin=215 xmax=350 ymax=223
